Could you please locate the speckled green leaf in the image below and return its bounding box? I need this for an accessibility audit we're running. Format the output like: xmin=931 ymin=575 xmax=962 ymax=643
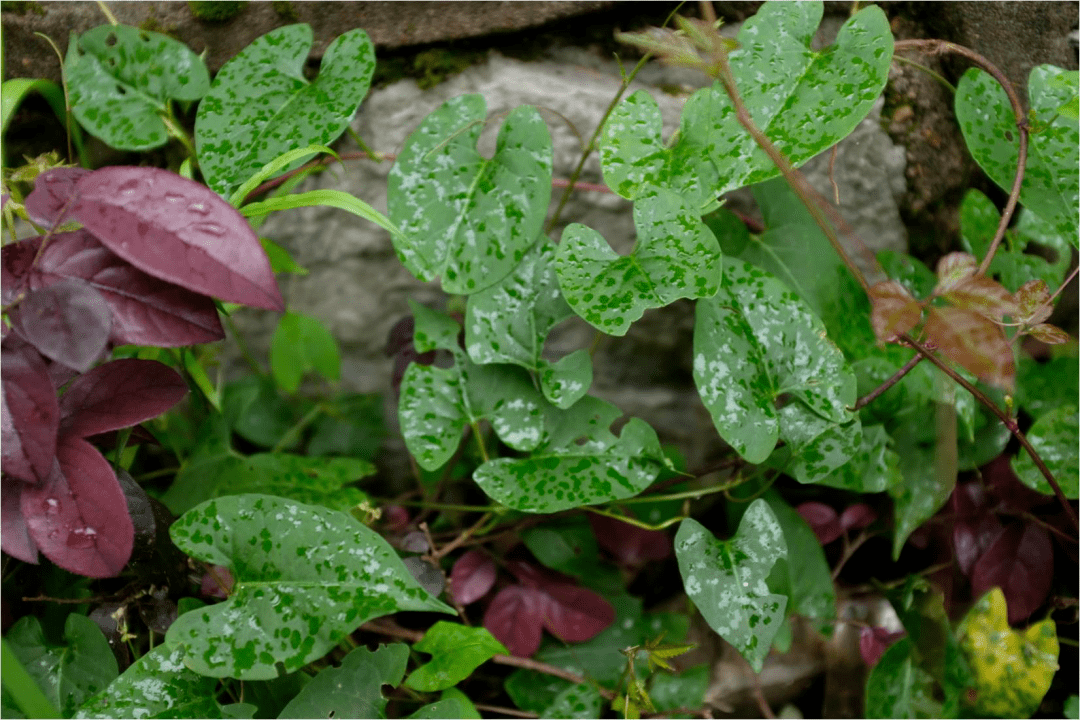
xmin=959 ymin=190 xmax=1071 ymax=293
xmin=387 ymin=96 xmax=552 ymax=294
xmin=864 ymin=638 xmax=938 ymax=719
xmin=472 ymin=396 xmax=665 ymax=513
xmin=195 ymin=24 xmax=375 ymax=196
xmin=958 ymin=588 xmax=1059 ymax=718
xmin=270 ymin=312 xmax=340 ymax=393
xmin=555 ymin=186 xmax=720 ymax=336
xmin=956 ymin=66 xmax=1079 ymax=247
xmin=773 ymin=401 xmax=862 ymax=485
xmin=278 ymin=644 xmax=408 ymax=719
xmin=541 ymin=684 xmax=602 ymax=719
xmin=75 ymin=644 xmax=221 ymax=719
xmin=165 ymin=495 xmax=454 ymax=679
xmin=399 ymin=302 xmax=546 ymax=471
xmin=1012 ymin=404 xmax=1079 ymax=498
xmin=601 ymin=2 xmax=892 ymax=202
xmin=407 ymin=693 xmax=479 ymax=720
xmin=64 ymin=25 xmax=209 ymax=151
xmin=675 ymin=503 xmax=788 ymax=672
xmin=405 ymin=622 xmax=508 ymax=692
xmin=888 ymin=419 xmax=955 ymax=560
xmin=693 ymin=258 xmax=857 ymax=464
xmin=1016 ymin=353 xmax=1078 ymax=417
xmin=6 ymin=615 xmax=117 ymax=718
xmin=814 ymin=423 xmax=903 ymax=492
xmin=466 ymin=238 xmax=592 ymax=408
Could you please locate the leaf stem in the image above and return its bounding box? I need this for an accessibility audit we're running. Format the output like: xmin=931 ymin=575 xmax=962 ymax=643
xmin=271 ymin=402 xmax=325 ymax=453
xmin=583 ymin=506 xmax=685 ymax=531
xmin=891 ymin=54 xmax=957 ymax=93
xmin=161 ymin=111 xmax=198 ymax=159
xmin=853 ymin=351 xmax=925 ymax=410
xmin=470 ymin=420 xmax=490 ymax=463
xmin=619 ymin=475 xmax=746 ymax=505
xmin=95 ymin=0 xmax=119 ymax=25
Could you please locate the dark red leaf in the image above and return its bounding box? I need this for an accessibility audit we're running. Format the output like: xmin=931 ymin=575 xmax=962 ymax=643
xmin=950 ymin=481 xmax=1005 ymax=577
xmin=201 ymin=565 xmax=235 ymax=599
xmin=1 ymin=339 xmax=59 ymax=482
xmin=1 ymin=480 xmax=39 ymax=563
xmin=20 ymin=435 xmax=134 ymax=577
xmin=505 ymin=558 xmax=574 ymax=588
xmin=70 ymin=167 xmax=284 ymax=310
xmin=382 ymin=505 xmax=410 ymax=532
xmin=484 ymin=585 xmax=548 ymax=657
xmin=1 ymin=236 xmax=37 ymax=305
xmin=23 ymin=167 xmax=90 ymax=227
xmin=540 ymin=581 xmax=616 ymax=643
xmin=838 ymin=503 xmax=878 ymax=533
xmin=58 ymin=358 xmax=187 ymax=439
xmin=25 ymin=231 xmax=224 ymax=346
xmin=982 ymin=455 xmax=1052 ymax=513
xmin=970 ymin=521 xmax=1053 ymax=624
xmin=8 ymin=279 xmax=111 ymax=372
xmin=450 ymin=549 xmax=497 ymax=605
xmin=859 ymin=626 xmax=906 ymax=666
xmin=796 ymin=501 xmax=842 ymax=545
xmin=588 ymin=513 xmax=671 ymax=565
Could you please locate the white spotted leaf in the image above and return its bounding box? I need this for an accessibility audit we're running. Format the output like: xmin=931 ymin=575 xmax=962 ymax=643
xmin=165 ymin=495 xmax=454 ymax=680
xmin=693 ymin=258 xmax=857 ymax=464
xmin=388 ymin=95 xmax=553 ymax=294
xmin=554 ymin=186 xmax=721 ymax=337
xmin=674 ymin=502 xmax=788 ymax=672
xmin=465 ymin=238 xmax=592 ymax=409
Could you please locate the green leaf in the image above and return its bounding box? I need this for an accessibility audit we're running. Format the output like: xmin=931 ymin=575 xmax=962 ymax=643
xmin=864 ymin=638 xmax=939 ymax=719
xmin=649 ymin=665 xmax=710 ymax=714
xmin=1 ymin=638 xmax=61 ymax=720
xmin=405 ymin=689 xmax=481 ymax=720
xmin=600 ymin=2 xmax=892 ymax=203
xmin=4 ymin=615 xmax=117 ymax=718
xmin=505 ymin=670 xmax=574 ymax=714
xmin=472 ymin=396 xmax=665 ymax=513
xmin=278 ymin=644 xmax=408 ymax=719
xmin=228 ymin=143 xmax=339 ymax=207
xmin=773 ymin=402 xmax=863 ymax=486
xmin=222 ymin=375 xmax=300 ymax=449
xmin=810 ymin=423 xmax=903 ymax=493
xmin=165 ymin=495 xmax=453 ymax=679
xmin=387 ymin=95 xmax=552 ymax=294
xmin=75 ymin=645 xmax=221 ymax=719
xmin=763 ymin=492 xmax=836 ymax=625
xmin=521 ymin=516 xmax=601 ymax=577
xmin=260 ymin=237 xmax=308 ymax=276
xmin=465 ymin=238 xmax=592 ymax=408
xmin=541 ymin=683 xmax=602 ymax=719
xmin=239 ymin=673 xmax=311 ymax=719
xmin=888 ymin=417 xmax=955 ymax=560
xmin=405 ymin=622 xmax=508 ymax=692
xmin=1015 ymin=353 xmax=1079 ymax=417
xmin=399 ymin=303 xmax=547 ymax=471
xmin=878 ymin=250 xmax=938 ymax=300
xmin=1 ymin=78 xmax=86 ymax=166
xmin=554 ymin=186 xmax=721 ymax=336
xmin=195 ymin=24 xmax=374 ymax=196
xmin=693 ymin=258 xmax=857 ymax=464
xmin=958 ymin=588 xmax=1059 ymax=718
xmin=956 ymin=65 xmax=1079 ymax=247
xmin=307 ymin=393 xmax=386 ymax=460
xmin=1012 ymin=404 xmax=1079 ymax=498
xmin=1065 ymin=695 xmax=1079 ymax=720
xmin=959 ymin=190 xmax=1071 ymax=293
xmin=65 ymin=25 xmax=209 ymax=151
xmin=675 ymin=502 xmax=788 ymax=672
xmin=271 ymin=312 xmax=341 ymax=393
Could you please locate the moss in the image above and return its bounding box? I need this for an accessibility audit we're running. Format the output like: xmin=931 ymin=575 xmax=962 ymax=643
xmin=187 ymin=1 xmax=245 ymax=23
xmin=138 ymin=15 xmax=180 ymax=40
xmin=373 ymin=47 xmax=486 ymax=91
xmin=0 ymin=1 xmax=46 ymax=15
xmin=271 ymin=0 xmax=298 ymax=22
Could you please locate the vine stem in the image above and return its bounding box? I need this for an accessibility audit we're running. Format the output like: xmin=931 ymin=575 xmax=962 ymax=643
xmin=899 ymin=331 xmax=1078 ymax=530
xmin=893 ymin=39 xmax=1029 ymax=276
xmin=852 ymin=352 xmax=925 ymax=411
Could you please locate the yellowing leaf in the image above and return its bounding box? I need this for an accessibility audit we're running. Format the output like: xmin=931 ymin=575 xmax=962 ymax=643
xmin=958 ymin=587 xmax=1059 ymax=718
xmin=924 ymin=306 xmax=1015 ymax=392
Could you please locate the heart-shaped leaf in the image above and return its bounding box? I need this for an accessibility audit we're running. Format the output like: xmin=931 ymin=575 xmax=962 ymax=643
xmin=387 ymin=95 xmax=552 ymax=294
xmin=65 ymin=25 xmax=210 ymax=151
xmin=449 ymin=550 xmax=497 ymax=606
xmin=693 ymin=258 xmax=857 ymax=464
xmin=1 ymin=339 xmax=58 ymax=483
xmin=195 ymin=24 xmax=374 ymax=196
xmin=67 ymin=167 xmax=284 ymax=310
xmin=600 ymin=2 xmax=892 ymax=203
xmin=8 ymin=278 xmax=111 ymax=373
xmin=466 ymin=238 xmax=591 ymax=408
xmin=166 ymin=495 xmax=454 ymax=679
xmin=864 ymin=638 xmax=937 ymax=718
xmin=58 ymin=359 xmax=187 ymax=439
xmin=554 ymin=186 xmax=721 ymax=336
xmin=807 ymin=423 xmax=903 ymax=493
xmin=473 ymin=396 xmax=665 ymax=513
xmin=888 ymin=419 xmax=955 ymax=559
xmin=278 ymin=644 xmax=408 ymax=719
xmin=406 ymin=622 xmax=508 ymax=692
xmin=957 ymin=587 xmax=1059 ymax=718
xmin=675 ymin=502 xmax=788 ymax=672
xmin=970 ymin=522 xmax=1053 ymax=624
xmin=75 ymin=644 xmax=222 ymax=719
xmin=956 ymin=65 xmax=1079 ymax=247
xmin=1012 ymin=404 xmax=1079 ymax=498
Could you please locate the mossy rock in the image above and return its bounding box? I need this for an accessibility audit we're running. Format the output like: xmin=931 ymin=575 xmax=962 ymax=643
xmin=187 ymin=1 xmax=245 ymax=23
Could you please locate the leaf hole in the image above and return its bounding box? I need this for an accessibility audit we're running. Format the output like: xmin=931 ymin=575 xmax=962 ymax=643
xmin=116 ymin=85 xmax=127 ymax=96
xmin=139 ymin=31 xmax=151 ymax=42
xmin=105 ymin=32 xmax=118 ymax=47
xmin=1005 ymin=130 xmax=1014 ymax=141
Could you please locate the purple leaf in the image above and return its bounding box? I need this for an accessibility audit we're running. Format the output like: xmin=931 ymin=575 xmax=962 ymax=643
xmin=201 ymin=565 xmax=235 ymax=599
xmin=541 ymin=581 xmax=616 ymax=643
xmin=23 ymin=167 xmax=90 ymax=227
xmin=25 ymin=230 xmax=224 ymax=346
xmin=483 ymin=585 xmax=547 ymax=657
xmin=1 ymin=339 xmax=59 ymax=482
xmin=58 ymin=358 xmax=187 ymax=439
xmin=982 ymin=454 xmax=1052 ymax=513
xmin=588 ymin=513 xmax=671 ymax=565
xmin=859 ymin=626 xmax=906 ymax=666
xmin=1 ymin=236 xmax=36 ymax=305
xmin=2 ymin=481 xmax=39 ymax=563
xmin=450 ymin=549 xmax=497 ymax=605
xmin=970 ymin=522 xmax=1053 ymax=624
xmin=951 ymin=481 xmax=1005 ymax=577
xmin=20 ymin=435 xmax=134 ymax=577
xmin=8 ymin=278 xmax=111 ymax=372
xmin=839 ymin=503 xmax=878 ymax=533
xmin=70 ymin=166 xmax=284 ymax=310
xmin=796 ymin=501 xmax=843 ymax=545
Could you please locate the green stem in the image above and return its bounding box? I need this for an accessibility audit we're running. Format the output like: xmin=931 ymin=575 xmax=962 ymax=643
xmin=372 ymin=498 xmax=499 ymax=513
xmin=583 ymin=506 xmax=685 ymax=531
xmin=95 ymin=0 xmax=119 ymax=25
xmin=891 ymin=54 xmax=957 ymax=93
xmin=470 ymin=420 xmax=490 ymax=463
xmin=271 ymin=403 xmax=325 ymax=453
xmin=618 ymin=475 xmax=746 ymax=505
xmin=2 ymin=639 xmax=61 ymax=718
xmin=161 ymin=111 xmax=197 ymax=159
xmin=347 ymin=127 xmax=384 ymax=162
